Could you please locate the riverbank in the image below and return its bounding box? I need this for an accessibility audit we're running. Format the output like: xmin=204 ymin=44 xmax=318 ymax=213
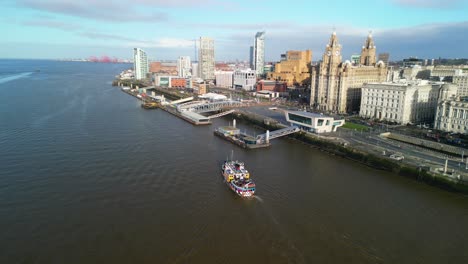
xmin=230 ymin=110 xmax=468 ymax=194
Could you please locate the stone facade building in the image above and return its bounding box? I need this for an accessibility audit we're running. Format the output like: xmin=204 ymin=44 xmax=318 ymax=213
xmin=431 ymin=66 xmax=465 ymax=81
xmin=453 ymin=74 xmax=468 ymax=97
xmin=360 ymin=80 xmax=446 ymax=125
xmin=310 ymin=32 xmax=387 ymax=113
xmin=268 ymin=50 xmax=312 ymax=86
xmin=434 ymin=84 xmax=468 ymax=134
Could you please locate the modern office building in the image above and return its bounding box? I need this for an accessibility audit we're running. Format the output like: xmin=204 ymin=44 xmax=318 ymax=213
xmin=284 ymin=111 xmax=345 ymax=133
xmin=264 ymin=64 xmax=274 ymax=74
xmin=434 ymin=84 xmax=468 ymax=133
xmin=233 ymin=69 xmax=257 ymax=91
xmin=153 ymin=75 xmax=192 ymax=88
xmin=198 ymin=37 xmax=215 ymax=80
xmin=133 ymin=48 xmax=148 ymax=80
xmin=177 ymin=56 xmax=191 ymax=78
xmin=310 ymin=32 xmax=387 ymax=113
xmin=249 ymin=46 xmax=254 ymax=70
xmin=191 ymin=62 xmax=199 ymax=78
xmin=402 ymin=57 xmax=424 ymax=67
xmin=215 ymin=71 xmax=234 ymax=88
xmin=253 ymin=32 xmax=265 ymax=75
xmin=359 ymin=80 xmax=446 ymax=125
xmin=268 ymin=50 xmax=312 ymax=86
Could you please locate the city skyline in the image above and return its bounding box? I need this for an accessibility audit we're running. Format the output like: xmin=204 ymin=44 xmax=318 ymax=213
xmin=1 ymin=0 xmax=468 ymax=60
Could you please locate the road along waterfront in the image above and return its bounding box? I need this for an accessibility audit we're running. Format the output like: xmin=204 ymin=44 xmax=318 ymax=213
xmin=1 ymin=60 xmax=468 ymax=263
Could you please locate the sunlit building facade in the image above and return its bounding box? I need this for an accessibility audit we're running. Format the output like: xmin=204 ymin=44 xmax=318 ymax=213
xmin=133 ymin=48 xmax=148 ymax=80
xmin=253 ymin=32 xmax=265 ymax=76
xmin=310 ymin=32 xmax=388 ymax=113
xmin=198 ymin=37 xmax=215 ymax=80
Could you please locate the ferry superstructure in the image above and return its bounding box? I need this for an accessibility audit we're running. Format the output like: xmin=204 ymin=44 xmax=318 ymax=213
xmin=221 ymin=161 xmax=256 ymax=198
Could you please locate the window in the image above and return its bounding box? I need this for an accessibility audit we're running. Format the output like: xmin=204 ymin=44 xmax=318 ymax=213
xmin=288 ymin=113 xmax=312 ymax=125
xmin=326 ymin=120 xmax=330 ymax=126
xmin=317 ymin=119 xmax=324 ymax=126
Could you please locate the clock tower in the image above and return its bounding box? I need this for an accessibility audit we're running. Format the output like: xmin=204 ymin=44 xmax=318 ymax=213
xmin=315 ymin=31 xmax=343 ymax=112
xmin=311 ymin=31 xmax=387 ymax=114
xmin=360 ymin=31 xmax=376 ymax=66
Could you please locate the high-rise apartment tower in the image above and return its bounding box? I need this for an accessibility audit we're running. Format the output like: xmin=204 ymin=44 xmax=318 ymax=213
xmin=198 ymin=37 xmax=215 ymax=80
xmin=177 ymin=56 xmax=191 ymax=78
xmin=133 ymin=48 xmax=148 ymax=80
xmin=253 ymin=32 xmax=265 ymax=75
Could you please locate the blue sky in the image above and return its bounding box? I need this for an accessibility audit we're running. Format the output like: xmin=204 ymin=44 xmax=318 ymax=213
xmin=1 ymin=0 xmax=467 ymax=61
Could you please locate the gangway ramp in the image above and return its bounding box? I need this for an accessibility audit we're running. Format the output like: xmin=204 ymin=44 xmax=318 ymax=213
xmin=256 ymin=126 xmax=300 ymax=143
xmin=207 ymin=109 xmax=235 ymax=119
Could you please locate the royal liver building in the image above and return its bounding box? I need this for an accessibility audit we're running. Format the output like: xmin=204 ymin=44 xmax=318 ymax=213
xmin=310 ymin=32 xmax=388 ymax=113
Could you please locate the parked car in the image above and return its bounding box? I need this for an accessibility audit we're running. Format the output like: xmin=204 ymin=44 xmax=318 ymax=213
xmin=390 ymin=154 xmax=404 ymax=161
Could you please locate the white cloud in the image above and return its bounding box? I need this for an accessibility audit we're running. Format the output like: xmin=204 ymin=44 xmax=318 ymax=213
xmin=154 ymin=38 xmax=195 ymax=48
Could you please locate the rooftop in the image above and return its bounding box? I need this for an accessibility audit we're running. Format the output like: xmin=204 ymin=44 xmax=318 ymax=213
xmin=198 ymin=92 xmax=228 ymax=100
xmin=182 ymin=111 xmax=210 ymax=122
xmin=287 ymin=110 xmax=332 ymax=119
xmin=366 ymin=80 xmax=444 ymax=87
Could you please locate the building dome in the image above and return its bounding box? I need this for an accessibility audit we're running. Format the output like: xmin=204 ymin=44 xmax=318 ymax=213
xmin=376 ymin=60 xmax=385 ymax=67
xmin=342 ymin=60 xmax=352 ymax=69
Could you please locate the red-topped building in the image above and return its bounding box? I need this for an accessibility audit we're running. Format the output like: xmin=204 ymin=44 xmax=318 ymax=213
xmin=256 ymin=80 xmax=287 ymax=92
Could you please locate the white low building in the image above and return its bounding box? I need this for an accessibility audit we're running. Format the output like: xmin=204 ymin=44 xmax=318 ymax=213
xmin=284 ymin=111 xmax=344 ymax=133
xmin=254 ymin=90 xmax=280 ymax=99
xmin=215 ymin=71 xmax=234 ymax=88
xmin=233 ymin=69 xmax=256 ymax=91
xmin=434 ymin=84 xmax=468 ymax=133
xmin=198 ymin=92 xmax=228 ymax=101
xmin=359 ymin=80 xmax=444 ymax=125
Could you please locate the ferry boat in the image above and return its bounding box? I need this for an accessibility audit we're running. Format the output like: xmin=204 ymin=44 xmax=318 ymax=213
xmin=221 ymin=160 xmax=256 ymax=198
